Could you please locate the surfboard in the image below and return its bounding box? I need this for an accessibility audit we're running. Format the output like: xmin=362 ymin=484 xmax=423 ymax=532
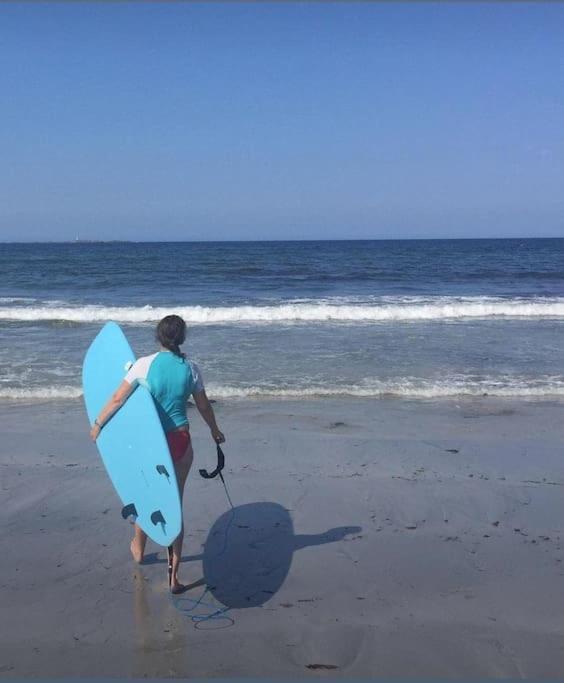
xmin=82 ymin=321 xmax=182 ymax=546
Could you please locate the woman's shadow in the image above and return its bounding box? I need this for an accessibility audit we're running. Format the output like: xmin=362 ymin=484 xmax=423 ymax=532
xmin=145 ymin=501 xmax=360 ymax=610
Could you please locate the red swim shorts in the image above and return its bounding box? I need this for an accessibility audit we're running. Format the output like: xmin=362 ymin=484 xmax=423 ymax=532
xmin=166 ymin=429 xmax=191 ymax=463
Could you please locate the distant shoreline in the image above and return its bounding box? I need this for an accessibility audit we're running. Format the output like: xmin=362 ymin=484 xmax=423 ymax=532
xmin=71 ymin=240 xmax=132 ymax=244
xmin=1 ymin=236 xmax=564 ymax=245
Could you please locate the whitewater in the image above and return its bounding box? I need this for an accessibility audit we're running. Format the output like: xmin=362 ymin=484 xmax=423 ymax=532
xmin=3 ymin=375 xmax=564 ymax=401
xmin=2 ymin=296 xmax=564 ymax=324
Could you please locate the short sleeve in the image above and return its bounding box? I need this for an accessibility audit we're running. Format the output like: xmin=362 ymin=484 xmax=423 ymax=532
xmin=124 ymin=354 xmax=155 ymax=387
xmin=124 ymin=359 xmax=143 ymax=387
xmin=190 ymin=362 xmax=205 ymax=395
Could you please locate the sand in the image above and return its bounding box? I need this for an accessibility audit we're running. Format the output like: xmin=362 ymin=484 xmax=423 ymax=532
xmin=1 ymin=396 xmax=564 ymax=677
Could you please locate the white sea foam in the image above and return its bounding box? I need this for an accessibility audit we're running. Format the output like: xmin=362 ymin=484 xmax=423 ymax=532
xmin=2 ymin=297 xmax=564 ymax=324
xmin=0 ymin=385 xmax=84 ymax=400
xmin=3 ymin=378 xmax=564 ymax=401
xmin=206 ymin=378 xmax=564 ymax=399
xmin=0 ymin=297 xmax=38 ymax=304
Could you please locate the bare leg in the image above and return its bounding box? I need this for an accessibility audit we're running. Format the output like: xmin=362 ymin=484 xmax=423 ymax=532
xmin=131 ymin=524 xmax=148 ymax=563
xmin=170 ymin=444 xmax=194 ymax=591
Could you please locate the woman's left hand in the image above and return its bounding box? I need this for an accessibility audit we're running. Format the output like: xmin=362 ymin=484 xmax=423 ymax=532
xmin=212 ymin=427 xmax=225 ymax=444
xmin=90 ymin=423 xmax=101 ymax=441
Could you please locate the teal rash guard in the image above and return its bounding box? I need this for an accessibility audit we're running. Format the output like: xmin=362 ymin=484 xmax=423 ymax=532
xmin=124 ymin=351 xmax=204 ymax=432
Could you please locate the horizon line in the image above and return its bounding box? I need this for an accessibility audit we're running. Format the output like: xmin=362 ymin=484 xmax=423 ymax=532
xmin=2 ymin=235 xmax=564 ymax=245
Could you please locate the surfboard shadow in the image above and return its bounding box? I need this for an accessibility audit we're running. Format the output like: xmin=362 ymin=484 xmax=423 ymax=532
xmin=200 ymin=501 xmax=361 ymax=609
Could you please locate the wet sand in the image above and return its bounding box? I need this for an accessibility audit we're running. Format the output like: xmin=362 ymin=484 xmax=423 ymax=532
xmin=1 ymin=397 xmax=564 ymax=677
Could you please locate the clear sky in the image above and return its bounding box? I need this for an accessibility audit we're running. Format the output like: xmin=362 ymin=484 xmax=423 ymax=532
xmin=1 ymin=2 xmax=563 ymax=242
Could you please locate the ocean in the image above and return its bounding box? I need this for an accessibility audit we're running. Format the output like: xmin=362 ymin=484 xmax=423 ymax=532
xmin=1 ymin=238 xmax=564 ymax=401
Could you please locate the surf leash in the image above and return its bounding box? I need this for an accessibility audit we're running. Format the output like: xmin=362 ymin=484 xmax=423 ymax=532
xmin=200 ymin=443 xmax=236 ymax=557
xmin=171 ymin=442 xmax=236 ymax=627
xmin=199 ymin=443 xmax=225 ymax=481
xmin=173 ymin=588 xmax=234 ymax=629
xmin=167 ymin=545 xmax=173 ymax=589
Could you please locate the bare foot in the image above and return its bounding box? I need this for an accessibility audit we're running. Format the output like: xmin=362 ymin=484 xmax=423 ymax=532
xmin=170 ymin=577 xmax=187 ymax=594
xmin=130 ymin=538 xmax=144 ymax=564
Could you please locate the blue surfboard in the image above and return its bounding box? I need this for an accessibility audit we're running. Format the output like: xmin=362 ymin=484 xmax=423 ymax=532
xmin=82 ymin=322 xmax=182 ymax=546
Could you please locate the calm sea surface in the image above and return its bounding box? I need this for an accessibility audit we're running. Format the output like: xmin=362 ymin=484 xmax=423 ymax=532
xmin=1 ymin=238 xmax=564 ymax=401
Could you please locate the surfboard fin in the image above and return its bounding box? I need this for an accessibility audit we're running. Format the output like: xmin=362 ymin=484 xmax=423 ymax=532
xmin=121 ymin=503 xmax=138 ymax=520
xmin=156 ymin=464 xmax=170 ymax=477
xmin=151 ymin=510 xmax=166 ymax=526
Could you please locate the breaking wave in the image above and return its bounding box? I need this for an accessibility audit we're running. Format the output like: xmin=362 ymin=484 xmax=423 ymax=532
xmin=0 ymin=386 xmax=84 ymax=400
xmin=206 ymin=378 xmax=564 ymax=399
xmin=2 ymin=377 xmax=564 ymax=401
xmin=2 ymin=297 xmax=564 ymax=324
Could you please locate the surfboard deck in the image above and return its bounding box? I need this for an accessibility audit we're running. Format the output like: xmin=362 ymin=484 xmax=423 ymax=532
xmin=82 ymin=321 xmax=182 ymax=546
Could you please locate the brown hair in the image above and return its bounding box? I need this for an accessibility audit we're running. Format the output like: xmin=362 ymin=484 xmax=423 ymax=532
xmin=156 ymin=315 xmax=186 ymax=358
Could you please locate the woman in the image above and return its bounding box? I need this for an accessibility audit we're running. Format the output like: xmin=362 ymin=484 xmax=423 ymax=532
xmin=90 ymin=314 xmax=225 ymax=594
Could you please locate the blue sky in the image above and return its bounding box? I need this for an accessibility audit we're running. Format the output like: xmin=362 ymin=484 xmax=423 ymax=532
xmin=1 ymin=2 xmax=563 ymax=241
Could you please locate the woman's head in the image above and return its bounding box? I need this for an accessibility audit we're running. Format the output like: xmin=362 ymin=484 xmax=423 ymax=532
xmin=156 ymin=315 xmax=186 ymax=357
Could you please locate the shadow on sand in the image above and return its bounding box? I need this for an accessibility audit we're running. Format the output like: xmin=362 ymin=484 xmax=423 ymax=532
xmin=177 ymin=501 xmax=361 ymax=610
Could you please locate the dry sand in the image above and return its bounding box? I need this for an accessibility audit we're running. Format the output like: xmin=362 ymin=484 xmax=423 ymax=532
xmin=1 ymin=396 xmax=564 ymax=677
